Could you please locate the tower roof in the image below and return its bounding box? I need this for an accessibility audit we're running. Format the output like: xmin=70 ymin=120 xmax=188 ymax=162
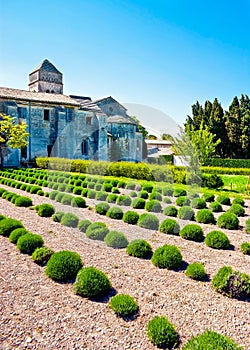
xmin=30 ymin=59 xmax=62 ymax=75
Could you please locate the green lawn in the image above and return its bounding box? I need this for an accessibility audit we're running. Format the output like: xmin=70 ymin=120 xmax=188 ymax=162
xmin=220 ymin=175 xmax=249 ymax=195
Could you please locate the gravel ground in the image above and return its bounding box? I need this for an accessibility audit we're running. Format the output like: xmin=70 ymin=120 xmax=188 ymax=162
xmin=0 ymin=185 xmax=250 ymax=350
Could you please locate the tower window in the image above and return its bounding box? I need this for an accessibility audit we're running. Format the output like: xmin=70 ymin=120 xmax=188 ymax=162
xmin=86 ymin=117 xmax=92 ymax=125
xmin=47 ymin=145 xmax=52 ymax=157
xmin=81 ymin=140 xmax=88 ymax=155
xmin=44 ymin=109 xmax=50 ymax=121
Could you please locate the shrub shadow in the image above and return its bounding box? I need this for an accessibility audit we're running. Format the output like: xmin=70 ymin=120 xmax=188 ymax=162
xmin=89 ymin=287 xmax=117 ymax=303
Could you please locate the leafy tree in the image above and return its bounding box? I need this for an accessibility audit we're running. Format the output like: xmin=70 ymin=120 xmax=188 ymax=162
xmin=148 ymin=134 xmax=158 ymax=140
xmin=0 ymin=114 xmax=29 ymax=167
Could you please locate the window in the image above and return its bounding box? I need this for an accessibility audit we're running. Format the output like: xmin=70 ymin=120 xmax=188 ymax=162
xmin=86 ymin=116 xmax=92 ymax=126
xmin=17 ymin=107 xmax=27 ymax=119
xmin=44 ymin=109 xmax=50 ymax=121
xmin=47 ymin=145 xmax=52 ymax=157
xmin=66 ymin=108 xmax=73 ymax=122
xmin=81 ymin=140 xmax=88 ymax=155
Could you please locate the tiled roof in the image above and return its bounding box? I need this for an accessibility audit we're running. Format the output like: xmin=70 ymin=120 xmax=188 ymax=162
xmin=79 ymin=99 xmax=104 ymax=114
xmin=107 ymin=115 xmax=136 ymax=124
xmin=94 ymin=96 xmax=127 ymax=111
xmin=30 ymin=59 xmax=62 ymax=75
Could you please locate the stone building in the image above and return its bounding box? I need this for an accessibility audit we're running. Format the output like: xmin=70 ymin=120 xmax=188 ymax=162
xmin=0 ymin=59 xmax=142 ymax=166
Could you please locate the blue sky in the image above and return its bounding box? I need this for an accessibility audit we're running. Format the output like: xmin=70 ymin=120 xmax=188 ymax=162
xmin=0 ymin=0 xmax=249 ymax=133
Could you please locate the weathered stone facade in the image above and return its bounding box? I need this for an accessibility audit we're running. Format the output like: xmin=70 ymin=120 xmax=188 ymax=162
xmin=0 ymin=59 xmax=142 ymax=166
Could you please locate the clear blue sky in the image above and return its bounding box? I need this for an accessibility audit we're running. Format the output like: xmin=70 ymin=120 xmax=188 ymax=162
xmin=1 ymin=0 xmax=249 ymax=130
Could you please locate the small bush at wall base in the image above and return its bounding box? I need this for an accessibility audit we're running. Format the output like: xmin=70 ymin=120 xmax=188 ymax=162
xmin=185 ymin=262 xmax=207 ymax=281
xmin=61 ymin=213 xmax=79 ymax=228
xmin=178 ymin=206 xmax=195 ymax=221
xmin=159 ymin=219 xmax=180 ymax=235
xmin=95 ymin=202 xmax=110 ymax=215
xmin=195 ymin=209 xmax=215 ymax=224
xmin=106 ymin=206 xmax=124 ymax=220
xmin=126 ymin=239 xmax=153 ymax=259
xmin=180 ymin=224 xmax=204 ymax=242
xmin=9 ymin=228 xmax=30 ymax=244
xmin=0 ymin=218 xmax=24 ymax=237
xmin=217 ymin=212 xmax=239 ymax=230
xmin=74 ymin=266 xmax=111 ymax=299
xmin=104 ymin=230 xmax=128 ymax=248
xmin=147 ymin=316 xmax=179 ymax=349
xmin=109 ymin=294 xmax=138 ymax=317
xmin=151 ymin=244 xmax=182 ymax=270
xmin=32 ymin=247 xmax=54 ymax=265
xmin=35 ymin=204 xmax=55 ymax=217
xmin=78 ymin=219 xmax=92 ymax=233
xmin=86 ymin=222 xmax=109 ymax=240
xmin=15 ymin=196 xmax=33 ymax=207
xmin=240 ymin=242 xmax=250 ymax=255
xmin=17 ymin=233 xmax=44 ymax=255
xmin=163 ymin=205 xmax=178 ymax=217
xmin=209 ymin=201 xmax=223 ymax=212
xmin=138 ymin=213 xmax=159 ymax=230
xmin=45 ymin=250 xmax=83 ymax=282
xmin=122 ymin=211 xmax=139 ymax=225
xmin=205 ymin=230 xmax=230 ymax=249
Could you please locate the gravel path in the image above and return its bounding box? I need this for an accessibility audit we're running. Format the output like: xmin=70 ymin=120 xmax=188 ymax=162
xmin=0 ymin=186 xmax=250 ymax=349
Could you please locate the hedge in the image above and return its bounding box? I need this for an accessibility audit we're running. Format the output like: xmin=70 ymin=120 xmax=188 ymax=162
xmin=203 ymin=158 xmax=250 ymax=168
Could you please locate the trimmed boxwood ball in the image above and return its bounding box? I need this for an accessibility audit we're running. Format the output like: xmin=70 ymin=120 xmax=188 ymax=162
xmin=95 ymin=191 xmax=108 ymax=201
xmin=151 ymin=244 xmax=183 ymax=270
xmin=86 ymin=222 xmax=109 ymax=240
xmin=45 ymin=250 xmax=83 ymax=282
xmin=178 ymin=206 xmax=195 ymax=221
xmin=173 ymin=188 xmax=187 ymax=197
xmin=205 ymin=230 xmax=230 ymax=249
xmin=9 ymin=228 xmax=30 ymax=244
xmin=49 ymin=190 xmax=58 ymax=200
xmin=102 ymin=183 xmax=113 ymax=192
xmin=147 ymin=316 xmax=179 ymax=349
xmin=138 ymin=213 xmax=159 ymax=230
xmin=78 ymin=219 xmax=92 ymax=233
xmin=209 ymin=201 xmax=223 ymax=212
xmin=52 ymin=211 xmax=65 ymax=222
xmin=61 ymin=213 xmax=79 ymax=228
xmin=149 ymin=191 xmax=162 ymax=201
xmin=55 ymin=192 xmax=64 ymax=202
xmin=122 ymin=211 xmax=139 ymax=225
xmin=182 ymin=330 xmax=243 ymax=350
xmin=17 ymin=233 xmax=44 ymax=254
xmin=217 ymin=194 xmax=231 ymax=205
xmin=138 ymin=190 xmax=148 ymax=199
xmin=162 ymin=186 xmax=174 ymax=196
xmin=95 ymin=202 xmax=110 ymax=215
xmin=180 ymin=224 xmax=204 ymax=242
xmin=142 ymin=183 xmax=154 ymax=193
xmin=245 ymin=218 xmax=250 ymax=234
xmin=129 ymin=191 xmax=137 ymax=198
xmin=61 ymin=194 xmax=74 ymax=205
xmin=106 ymin=206 xmax=124 ymax=220
xmin=176 ymin=196 xmax=190 ymax=207
xmin=132 ymin=198 xmax=146 ymax=209
xmin=31 ymin=247 xmax=54 ymax=265
xmin=185 ymin=262 xmax=207 ymax=280
xmin=73 ymin=186 xmax=83 ymax=195
xmin=164 ymin=197 xmax=172 ymax=204
xmin=195 ymin=209 xmax=215 ymax=224
xmin=71 ymin=196 xmax=86 ymax=208
xmin=191 ymin=197 xmax=207 ymax=209
xmin=109 ymin=294 xmax=138 ymax=317
xmin=116 ymin=195 xmax=132 ymax=206
xmin=104 ymin=230 xmax=128 ymax=248
xmin=227 ymin=204 xmax=245 ymax=217
xmin=159 ymin=219 xmax=180 ymax=235
xmin=126 ymin=239 xmax=153 ymax=259
xmin=74 ymin=266 xmax=111 ymax=299
xmin=35 ymin=203 xmax=55 ymax=217
xmin=232 ymin=196 xmax=245 ymax=207
xmin=107 ymin=194 xmax=118 ymax=203
xmin=164 ymin=205 xmax=178 ymax=217
xmin=217 ymin=212 xmax=239 ymax=230
xmin=145 ymin=200 xmax=162 ymax=213
xmin=0 ymin=218 xmax=24 ymax=237
xmin=202 ymin=192 xmax=215 ymax=202
xmin=240 ymin=242 xmax=250 ymax=255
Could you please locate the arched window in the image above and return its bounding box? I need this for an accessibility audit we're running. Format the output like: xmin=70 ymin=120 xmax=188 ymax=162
xmin=81 ymin=139 xmax=88 ymax=155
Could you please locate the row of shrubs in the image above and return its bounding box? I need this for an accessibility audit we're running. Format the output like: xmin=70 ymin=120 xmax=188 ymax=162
xmin=0 ymin=187 xmax=33 ymax=207
xmin=203 ymin=158 xmax=250 ymax=169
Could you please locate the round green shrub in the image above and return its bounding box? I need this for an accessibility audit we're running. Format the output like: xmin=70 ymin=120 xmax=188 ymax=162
xmin=86 ymin=222 xmax=109 ymax=240
xmin=122 ymin=210 xmax=139 ymax=225
xmin=61 ymin=213 xmax=79 ymax=228
xmin=71 ymin=196 xmax=86 ymax=208
xmin=31 ymin=246 xmax=54 ymax=265
xmin=180 ymin=224 xmax=204 ymax=242
xmin=164 ymin=205 xmax=178 ymax=217
xmin=240 ymin=242 xmax=250 ymax=255
xmin=191 ymin=197 xmax=207 ymax=209
xmin=202 ymin=192 xmax=215 ymax=202
xmin=147 ymin=316 xmax=179 ymax=348
xmin=138 ymin=190 xmax=148 ymax=199
xmin=159 ymin=219 xmax=180 ymax=235
xmin=129 ymin=191 xmax=137 ymax=198
xmin=195 ymin=209 xmax=215 ymax=224
xmin=104 ymin=231 xmax=128 ymax=248
xmin=11 ymin=194 xmax=19 ymax=203
xmin=178 ymin=206 xmax=195 ymax=220
xmin=14 ymin=196 xmax=33 ymax=207
xmin=107 ymin=193 xmax=118 ymax=203
xmin=5 ymin=192 xmax=16 ymax=201
xmin=149 ymin=191 xmax=162 ymax=201
xmin=209 ymin=201 xmax=223 ymax=212
xmin=227 ymin=204 xmax=245 ymax=217
xmin=162 ymin=186 xmax=174 ymax=196
xmin=56 ymin=194 xmax=66 ymax=205
xmin=61 ymin=194 xmax=74 ymax=205
xmin=126 ymin=239 xmax=153 ymax=259
xmin=94 ymin=183 xmax=102 ymax=191
xmin=142 ymin=183 xmax=154 ymax=193
xmin=52 ymin=211 xmax=65 ymax=222
xmin=78 ymin=219 xmax=92 ymax=233
xmin=36 ymin=203 xmax=55 ymax=217
xmin=0 ymin=188 xmax=7 ymax=197
xmin=87 ymin=189 xmax=96 ymax=199
xmin=95 ymin=191 xmax=108 ymax=201
xmin=217 ymin=212 xmax=239 ymax=230
xmin=37 ymin=190 xmax=44 ymax=196
xmin=73 ymin=186 xmax=83 ymax=195
xmin=145 ymin=200 xmax=162 ymax=213
xmin=29 ymin=186 xmax=41 ymax=194
xmin=45 ymin=250 xmax=83 ymax=282
xmin=49 ymin=190 xmax=59 ymax=200
xmin=173 ymin=188 xmax=187 ymax=197
xmin=164 ymin=197 xmax=172 ymax=204
xmin=9 ymin=228 xmax=29 ymax=244
xmin=182 ymin=330 xmax=243 ymax=350
xmin=151 ymin=244 xmax=183 ymax=270
xmin=110 ymin=294 xmax=138 ymax=317
xmin=132 ymin=197 xmax=146 ymax=209
xmin=185 ymin=262 xmax=207 ymax=280
xmin=232 ymin=196 xmax=245 ymax=207
xmin=116 ymin=195 xmax=132 ymax=206
xmin=176 ymin=196 xmax=190 ymax=207
xmin=245 ymin=218 xmax=250 ymax=234
xmin=111 ymin=187 xmax=119 ymax=194
xmin=102 ymin=183 xmax=113 ymax=192
xmin=205 ymin=230 xmax=230 ymax=249
xmin=0 ymin=218 xmax=24 ymax=237
xmin=17 ymin=233 xmax=44 ymax=254
xmin=217 ymin=195 xmax=231 ymax=205
xmin=106 ymin=206 xmax=123 ymax=220
xmin=138 ymin=213 xmax=159 ymax=230
xmin=74 ymin=266 xmax=111 ymax=298
xmin=95 ymin=202 xmax=110 ymax=215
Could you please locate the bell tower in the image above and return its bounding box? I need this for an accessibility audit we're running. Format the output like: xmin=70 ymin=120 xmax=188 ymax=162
xmin=29 ymin=59 xmax=63 ymax=94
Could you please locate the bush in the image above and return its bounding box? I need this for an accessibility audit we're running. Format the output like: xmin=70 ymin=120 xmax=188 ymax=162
xmin=61 ymin=194 xmax=74 ymax=205
xmin=109 ymin=294 xmax=138 ymax=317
xmin=162 ymin=186 xmax=174 ymax=196
xmin=141 ymin=183 xmax=154 ymax=192
xmin=176 ymin=196 xmax=190 ymax=207
xmin=138 ymin=213 xmax=159 ymax=230
xmin=107 ymin=194 xmax=118 ymax=203
xmin=164 ymin=197 xmax=172 ymax=204
xmin=104 ymin=231 xmax=128 ymax=248
xmin=95 ymin=191 xmax=108 ymax=201
xmin=126 ymin=239 xmax=153 ymax=259
xmin=173 ymin=188 xmax=187 ymax=197
xmin=17 ymin=233 xmax=44 ymax=254
xmin=147 ymin=316 xmax=179 ymax=349
xmin=232 ymin=196 xmax=245 ymax=206
xmin=45 ymin=250 xmax=83 ymax=282
xmin=163 ymin=205 xmax=178 ymax=217
xmin=195 ymin=209 xmax=215 ymax=224
xmin=95 ymin=202 xmax=110 ymax=215
xmin=138 ymin=190 xmax=148 ymax=199
xmin=191 ymin=197 xmax=206 ymax=209
xmin=116 ymin=195 xmax=132 ymax=206
xmin=74 ymin=266 xmax=111 ymax=299
xmin=73 ymin=186 xmax=83 ymax=195
xmin=71 ymin=196 xmax=87 ymax=208
xmin=49 ymin=190 xmax=59 ymax=200
xmin=159 ymin=219 xmax=180 ymax=235
xmin=202 ymin=173 xmax=224 ymax=189
xmin=31 ymin=247 xmax=54 ymax=265
xmin=145 ymin=199 xmax=162 ymax=213
xmin=182 ymin=330 xmax=243 ymax=350
xmin=61 ymin=213 xmax=79 ymax=228
xmin=86 ymin=222 xmax=109 ymax=240
xmin=149 ymin=191 xmax=162 ymax=201
xmin=14 ymin=196 xmax=33 ymax=207
xmin=227 ymin=204 xmax=245 ymax=217
xmin=87 ymin=189 xmax=96 ymax=199
xmin=78 ymin=219 xmax=92 ymax=233
xmin=35 ymin=203 xmax=55 ymax=217
xmin=151 ymin=244 xmax=183 ymax=270
xmin=217 ymin=212 xmax=239 ymax=230
xmin=102 ymin=183 xmax=113 ymax=192
xmin=180 ymin=224 xmax=204 ymax=242
xmin=178 ymin=206 xmax=195 ymax=221
xmin=9 ymin=228 xmax=29 ymax=244
xmin=205 ymin=230 xmax=230 ymax=249
xmin=185 ymin=262 xmax=207 ymax=281
xmin=240 ymin=242 xmax=250 ymax=255
xmin=209 ymin=201 xmax=223 ymax=212
xmin=123 ymin=211 xmax=139 ymax=225
xmin=202 ymin=192 xmax=215 ymax=202
xmin=217 ymin=195 xmax=231 ymax=205
xmin=245 ymin=218 xmax=250 ymax=234
xmin=52 ymin=211 xmax=65 ymax=222
xmin=132 ymin=198 xmax=146 ymax=209
xmin=212 ymin=266 xmax=250 ymax=300
xmin=106 ymin=206 xmax=123 ymax=220
xmin=0 ymin=218 xmax=23 ymax=237
xmin=129 ymin=191 xmax=137 ymax=197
